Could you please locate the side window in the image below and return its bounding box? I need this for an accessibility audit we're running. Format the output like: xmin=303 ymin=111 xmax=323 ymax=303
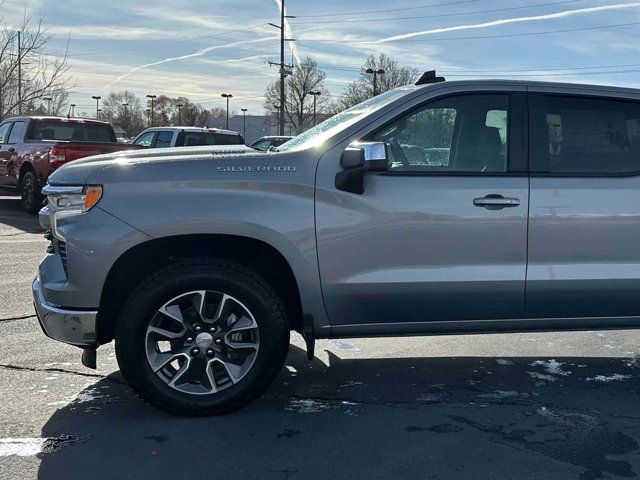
xmin=370 ymin=94 xmax=509 ymax=173
xmin=7 ymin=121 xmax=25 ymax=144
xmin=0 ymin=123 xmax=11 ymax=143
xmin=134 ymin=131 xmax=155 ymax=147
xmin=532 ymin=95 xmax=640 ymax=174
xmin=154 ymin=131 xmax=173 ymax=148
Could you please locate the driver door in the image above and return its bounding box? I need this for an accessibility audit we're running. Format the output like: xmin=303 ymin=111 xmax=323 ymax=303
xmin=315 ymin=92 xmax=530 ymax=329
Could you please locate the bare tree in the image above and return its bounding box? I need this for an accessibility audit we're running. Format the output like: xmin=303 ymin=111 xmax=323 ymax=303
xmin=264 ymin=57 xmax=329 ymax=133
xmin=0 ymin=13 xmax=71 ymax=118
xmin=102 ymin=91 xmax=145 ymax=137
xmin=337 ymin=54 xmax=418 ymax=111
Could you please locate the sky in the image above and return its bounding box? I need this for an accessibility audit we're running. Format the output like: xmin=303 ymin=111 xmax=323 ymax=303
xmin=2 ymin=0 xmax=640 ymax=116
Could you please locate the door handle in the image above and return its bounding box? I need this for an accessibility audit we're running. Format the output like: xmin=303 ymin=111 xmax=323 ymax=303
xmin=473 ymin=194 xmax=520 ymax=210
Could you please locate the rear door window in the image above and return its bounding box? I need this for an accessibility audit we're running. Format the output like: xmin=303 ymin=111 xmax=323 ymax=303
xmin=7 ymin=121 xmax=25 ymax=144
xmin=530 ymin=95 xmax=640 ymax=174
xmin=153 ymin=131 xmax=173 ymax=148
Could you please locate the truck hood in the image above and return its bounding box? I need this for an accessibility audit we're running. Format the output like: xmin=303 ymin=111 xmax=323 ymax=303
xmin=48 ymin=144 xmax=257 ymax=185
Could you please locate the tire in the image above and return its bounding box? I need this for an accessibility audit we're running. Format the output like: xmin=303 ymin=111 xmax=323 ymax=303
xmin=115 ymin=258 xmax=290 ymax=416
xmin=20 ymin=171 xmax=44 ymax=214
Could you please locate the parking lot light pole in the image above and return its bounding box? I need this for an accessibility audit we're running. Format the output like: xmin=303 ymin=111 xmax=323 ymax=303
xmin=43 ymin=97 xmax=52 ymax=115
xmin=69 ymin=104 xmax=76 ymax=118
xmin=176 ymin=103 xmax=184 ymax=125
xmin=91 ymin=95 xmax=101 ymax=119
xmin=122 ymin=103 xmax=129 ymax=136
xmin=308 ymin=91 xmax=321 ymax=126
xmin=146 ymin=95 xmax=157 ymax=127
xmin=221 ymin=94 xmax=233 ymax=129
xmin=365 ymin=68 xmax=385 ymax=96
xmin=241 ymin=108 xmax=247 ymax=138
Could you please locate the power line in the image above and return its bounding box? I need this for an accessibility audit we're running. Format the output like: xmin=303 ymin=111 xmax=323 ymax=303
xmin=292 ymin=0 xmax=587 ymax=24
xmin=299 ymin=21 xmax=640 ymax=43
xmin=293 ymin=0 xmax=479 ymax=18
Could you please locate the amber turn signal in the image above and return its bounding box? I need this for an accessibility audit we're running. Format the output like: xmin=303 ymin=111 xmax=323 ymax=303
xmin=84 ymin=186 xmax=103 ymax=210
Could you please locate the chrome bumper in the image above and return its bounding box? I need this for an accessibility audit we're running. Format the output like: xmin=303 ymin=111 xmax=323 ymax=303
xmin=32 ymin=278 xmax=98 ymax=348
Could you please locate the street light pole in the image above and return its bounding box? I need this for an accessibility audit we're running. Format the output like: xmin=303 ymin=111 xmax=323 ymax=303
xmin=241 ymin=108 xmax=247 ymax=139
xmin=308 ymin=91 xmax=321 ymax=126
xmin=146 ymin=95 xmax=156 ymax=127
xmin=70 ymin=104 xmax=76 ymax=117
xmin=122 ymin=103 xmax=129 ymax=136
xmin=365 ymin=68 xmax=385 ymax=96
xmin=43 ymin=97 xmax=52 ymax=115
xmin=176 ymin=103 xmax=184 ymax=125
xmin=91 ymin=95 xmax=101 ymax=119
xmin=221 ymin=93 xmax=233 ymax=129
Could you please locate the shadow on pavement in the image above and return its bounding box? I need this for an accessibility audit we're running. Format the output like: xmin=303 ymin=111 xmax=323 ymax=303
xmin=38 ymin=345 xmax=640 ymax=480
xmin=0 ymin=194 xmax=43 ymax=234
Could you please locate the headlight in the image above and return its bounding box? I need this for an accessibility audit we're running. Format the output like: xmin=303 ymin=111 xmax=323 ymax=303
xmin=42 ymin=185 xmax=103 ymax=240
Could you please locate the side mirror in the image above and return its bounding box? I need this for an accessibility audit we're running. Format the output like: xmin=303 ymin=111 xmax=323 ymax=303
xmin=335 ymin=141 xmax=388 ymax=194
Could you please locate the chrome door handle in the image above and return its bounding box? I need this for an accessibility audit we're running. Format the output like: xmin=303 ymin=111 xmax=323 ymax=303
xmin=473 ymin=194 xmax=520 ymax=210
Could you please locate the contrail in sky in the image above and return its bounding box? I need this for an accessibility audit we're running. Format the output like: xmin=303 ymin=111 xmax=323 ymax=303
xmin=374 ymin=2 xmax=640 ymax=43
xmin=107 ymin=36 xmax=277 ymax=88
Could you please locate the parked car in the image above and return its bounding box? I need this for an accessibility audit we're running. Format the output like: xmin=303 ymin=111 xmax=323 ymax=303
xmin=33 ymin=74 xmax=640 ymax=416
xmin=0 ymin=116 xmax=140 ymax=212
xmin=132 ymin=127 xmax=244 ymax=149
xmin=249 ymin=135 xmax=293 ymax=151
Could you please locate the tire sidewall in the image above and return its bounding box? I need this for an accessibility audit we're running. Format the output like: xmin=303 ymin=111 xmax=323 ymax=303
xmin=116 ymin=262 xmax=289 ymax=414
xmin=20 ymin=171 xmax=42 ymax=214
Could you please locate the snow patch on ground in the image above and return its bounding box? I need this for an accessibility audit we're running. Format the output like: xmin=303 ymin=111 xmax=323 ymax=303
xmin=495 ymin=359 xmax=513 ymax=366
xmin=0 ymin=438 xmax=44 ymax=457
xmin=478 ymin=390 xmax=525 ymax=400
xmin=286 ymin=399 xmax=334 ymax=413
xmin=528 ymin=372 xmax=557 ymax=382
xmin=586 ymin=374 xmax=632 ymax=383
xmin=530 ymin=359 xmax=571 ymax=376
xmin=74 ymin=387 xmax=105 ymax=404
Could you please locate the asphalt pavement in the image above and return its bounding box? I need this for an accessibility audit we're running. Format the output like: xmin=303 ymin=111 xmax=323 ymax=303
xmin=1 ymin=191 xmax=640 ymax=480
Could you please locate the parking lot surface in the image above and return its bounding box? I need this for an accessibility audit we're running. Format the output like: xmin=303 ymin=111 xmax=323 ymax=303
xmin=1 ymin=191 xmax=640 ymax=480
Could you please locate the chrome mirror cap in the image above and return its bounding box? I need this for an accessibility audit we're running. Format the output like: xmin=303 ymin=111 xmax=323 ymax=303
xmin=350 ymin=141 xmax=387 ymax=162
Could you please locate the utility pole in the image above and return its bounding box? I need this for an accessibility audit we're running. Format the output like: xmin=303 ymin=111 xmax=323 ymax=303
xmin=241 ymin=108 xmax=247 ymax=139
xmin=146 ymin=94 xmax=156 ymax=126
xmin=221 ymin=94 xmax=232 ymax=129
xmin=176 ymin=103 xmax=184 ymax=125
xmin=366 ymin=68 xmax=385 ymax=96
xmin=91 ymin=96 xmax=101 ymax=119
xmin=308 ymin=91 xmax=321 ymax=126
xmin=268 ymin=0 xmax=295 ymax=136
xmin=43 ymin=97 xmax=52 ymax=115
xmin=17 ymin=31 xmax=22 ymax=114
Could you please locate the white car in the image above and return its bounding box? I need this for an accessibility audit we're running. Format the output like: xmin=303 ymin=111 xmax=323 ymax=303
xmin=132 ymin=126 xmax=244 ymax=149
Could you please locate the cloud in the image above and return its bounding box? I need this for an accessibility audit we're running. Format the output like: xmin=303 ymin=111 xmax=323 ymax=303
xmin=47 ymin=25 xmax=175 ymax=40
xmin=106 ymin=36 xmax=278 ymax=88
xmin=374 ymin=2 xmax=640 ymax=43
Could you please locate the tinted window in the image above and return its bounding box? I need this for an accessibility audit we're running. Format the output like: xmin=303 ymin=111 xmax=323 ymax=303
xmin=29 ymin=120 xmax=113 ymax=142
xmin=532 ymin=95 xmax=640 ymax=174
xmin=134 ymin=131 xmax=155 ymax=147
xmin=7 ymin=121 xmax=25 ymax=144
xmin=371 ymin=94 xmax=509 ymax=173
xmin=180 ymin=132 xmax=217 ymax=146
xmin=251 ymin=139 xmax=271 ymax=151
xmin=213 ymin=133 xmax=242 ymax=145
xmin=154 ymin=131 xmax=173 ymax=148
xmin=0 ymin=123 xmax=11 ymax=143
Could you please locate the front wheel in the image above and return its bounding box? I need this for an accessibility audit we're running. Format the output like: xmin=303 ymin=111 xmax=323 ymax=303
xmin=115 ymin=259 xmax=290 ymax=415
xmin=20 ymin=171 xmax=43 ymax=214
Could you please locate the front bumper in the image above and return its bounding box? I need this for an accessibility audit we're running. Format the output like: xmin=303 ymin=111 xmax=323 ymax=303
xmin=32 ymin=278 xmax=98 ymax=348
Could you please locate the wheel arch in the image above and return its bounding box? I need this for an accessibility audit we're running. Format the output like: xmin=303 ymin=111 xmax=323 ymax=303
xmin=97 ymin=233 xmax=306 ymax=344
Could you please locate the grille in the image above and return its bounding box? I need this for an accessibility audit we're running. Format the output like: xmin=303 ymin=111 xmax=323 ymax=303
xmin=45 ymin=230 xmax=68 ymax=276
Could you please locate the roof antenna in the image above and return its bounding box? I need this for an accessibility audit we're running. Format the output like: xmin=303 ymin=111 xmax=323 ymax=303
xmin=415 ymin=70 xmax=446 ymax=85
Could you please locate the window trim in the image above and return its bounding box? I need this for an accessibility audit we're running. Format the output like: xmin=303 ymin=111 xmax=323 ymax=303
xmin=365 ymin=92 xmax=528 ymax=177
xmin=529 ymin=92 xmax=640 ymax=178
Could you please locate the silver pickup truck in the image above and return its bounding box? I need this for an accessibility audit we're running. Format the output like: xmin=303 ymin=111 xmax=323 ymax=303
xmin=33 ymin=74 xmax=640 ymax=415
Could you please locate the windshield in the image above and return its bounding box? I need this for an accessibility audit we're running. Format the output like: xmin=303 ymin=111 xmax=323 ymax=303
xmin=29 ymin=120 xmax=114 ymax=142
xmin=277 ymin=88 xmax=413 ymax=152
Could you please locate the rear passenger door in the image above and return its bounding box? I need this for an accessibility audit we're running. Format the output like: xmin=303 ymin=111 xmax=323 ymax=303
xmin=527 ymin=91 xmax=640 ymax=318
xmin=0 ymin=122 xmax=13 ymax=178
xmin=153 ymin=130 xmax=174 ymax=148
